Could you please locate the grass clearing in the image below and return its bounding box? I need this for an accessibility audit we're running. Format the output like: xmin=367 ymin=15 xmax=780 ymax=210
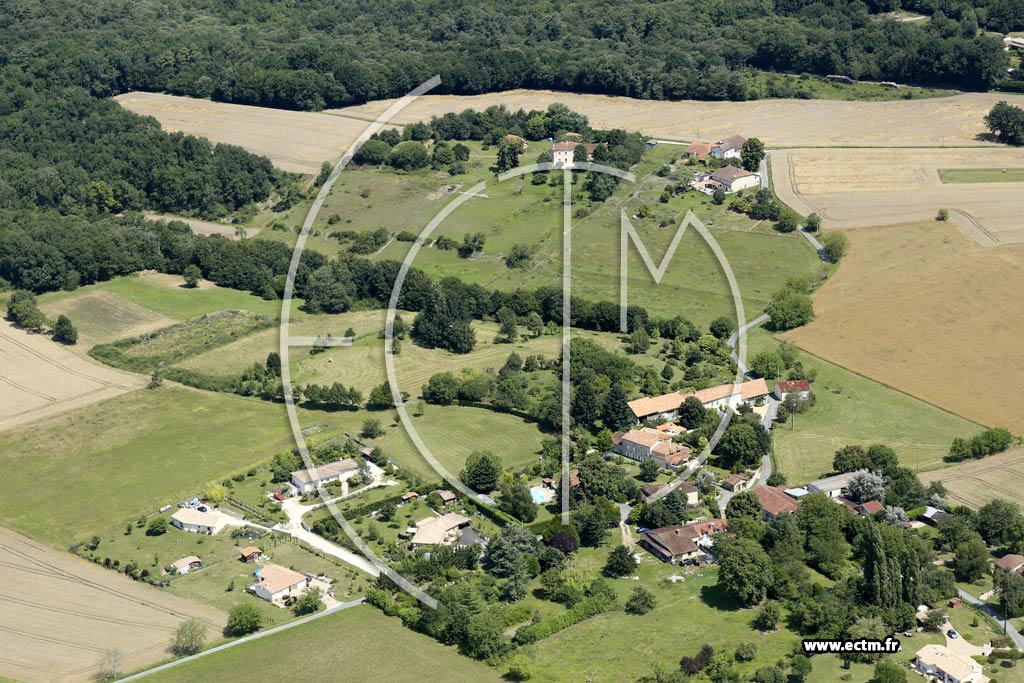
xmin=938 ymin=168 xmax=1024 ymax=183
xmin=140 ymin=604 xmax=503 ymax=683
xmin=781 ymin=222 xmax=1024 ymax=433
xmin=36 ymin=289 xmax=176 ymax=347
xmin=0 ymin=386 xmax=334 ymax=546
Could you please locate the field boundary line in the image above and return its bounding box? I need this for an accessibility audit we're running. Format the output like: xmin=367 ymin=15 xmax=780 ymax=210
xmin=116 ymin=599 xmax=366 ymax=682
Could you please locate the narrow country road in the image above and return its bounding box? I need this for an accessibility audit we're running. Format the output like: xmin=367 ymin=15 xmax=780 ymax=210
xmin=117 ymin=599 xmax=367 ymax=681
xmin=958 ymin=588 xmax=1024 ymax=649
xmin=727 ymin=312 xmax=774 ymax=487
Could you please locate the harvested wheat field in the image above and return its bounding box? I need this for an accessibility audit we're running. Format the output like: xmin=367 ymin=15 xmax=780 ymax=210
xmin=333 ymin=89 xmax=1024 ymax=147
xmin=781 ymin=221 xmax=1024 ymax=433
xmin=0 ymin=320 xmax=146 ymax=432
xmin=771 ymin=148 xmax=1024 ymax=245
xmin=0 ymin=526 xmax=224 ymax=683
xmin=145 ymin=214 xmax=261 ymax=239
xmin=920 ymin=449 xmax=1024 ymax=509
xmin=114 ymin=92 xmax=380 ymax=174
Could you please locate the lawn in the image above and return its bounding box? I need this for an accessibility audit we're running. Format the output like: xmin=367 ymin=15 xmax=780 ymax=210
xmin=140 ymin=604 xmax=504 ymax=683
xmin=0 ymin=386 xmax=336 ymax=546
xmin=747 ymin=328 xmax=981 ymax=484
xmin=938 ymin=168 xmax=1024 ymax=183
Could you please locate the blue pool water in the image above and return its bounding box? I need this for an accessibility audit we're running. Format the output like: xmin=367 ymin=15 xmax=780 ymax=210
xmin=530 ymin=488 xmax=546 ymax=503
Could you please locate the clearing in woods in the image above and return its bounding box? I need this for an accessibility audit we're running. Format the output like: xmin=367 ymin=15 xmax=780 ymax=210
xmin=332 ymin=89 xmax=1024 ymax=147
xmin=770 ymin=147 xmax=1024 ymax=245
xmin=780 ymin=221 xmax=1024 ymax=435
xmin=113 ymin=92 xmax=384 ymax=174
xmin=0 ymin=526 xmax=224 ymax=683
xmin=144 ymin=214 xmax=261 ymax=239
xmin=920 ymin=448 xmax=1024 ymax=509
xmin=0 ymin=319 xmax=146 ymax=432
xmin=36 ymin=290 xmax=176 ymax=348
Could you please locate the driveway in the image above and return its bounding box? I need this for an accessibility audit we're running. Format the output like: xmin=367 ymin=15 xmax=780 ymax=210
xmin=958 ymin=588 xmax=1024 ymax=649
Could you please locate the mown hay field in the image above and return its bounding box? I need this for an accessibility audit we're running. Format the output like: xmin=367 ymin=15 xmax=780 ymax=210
xmin=333 ymin=89 xmax=1024 ymax=147
xmin=771 ymin=147 xmax=1024 ymax=244
xmin=781 ymin=221 xmax=1024 ymax=434
xmin=920 ymin=448 xmax=1024 ymax=509
xmin=0 ymin=526 xmax=224 ymax=683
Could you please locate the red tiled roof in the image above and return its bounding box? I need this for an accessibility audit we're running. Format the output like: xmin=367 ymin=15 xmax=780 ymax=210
xmin=776 ymin=380 xmax=811 ymax=393
xmin=858 ymin=500 xmax=884 ymax=515
xmin=552 ymin=141 xmax=576 ymax=151
xmin=752 ymin=486 xmax=799 ymax=517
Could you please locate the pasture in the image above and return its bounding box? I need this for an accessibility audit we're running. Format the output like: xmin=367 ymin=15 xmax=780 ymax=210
xmin=0 ymin=526 xmax=224 ymax=683
xmin=781 ymin=222 xmax=1024 ymax=433
xmin=771 ymin=147 xmax=1024 ymax=245
xmin=140 ymin=604 xmax=503 ymax=683
xmin=333 ymin=89 xmax=1024 ymax=148
xmin=0 ymin=386 xmax=319 ymax=545
xmin=36 ymin=290 xmax=176 ymax=347
xmin=114 ymin=92 xmax=381 ymax=175
xmin=0 ymin=319 xmax=145 ymax=432
xmin=920 ymin=448 xmax=1024 ymax=509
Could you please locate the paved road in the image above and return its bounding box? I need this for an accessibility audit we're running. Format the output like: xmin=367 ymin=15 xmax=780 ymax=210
xmin=276 ymin=494 xmax=382 ymax=577
xmin=118 ymin=599 xmax=366 ymax=681
xmin=958 ymin=588 xmax=1024 ymax=649
xmin=757 ymin=154 xmax=828 ymax=263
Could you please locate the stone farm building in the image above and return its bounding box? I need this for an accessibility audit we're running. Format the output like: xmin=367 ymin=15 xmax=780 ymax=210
xmin=640 ymin=519 xmax=728 ymax=565
xmin=684 ymin=141 xmax=712 ymax=161
xmin=773 ymin=379 xmax=811 ymax=400
xmin=710 ymin=135 xmax=747 ymax=160
xmin=627 ymin=378 xmax=770 ymax=423
xmin=806 ymin=471 xmax=864 ymax=499
xmin=640 ymin=481 xmax=699 ymax=506
xmin=613 ymin=427 xmax=693 ymax=469
xmin=290 ymin=458 xmax=358 ymax=495
xmin=250 ymin=563 xmax=310 ymax=604
xmin=752 ymin=485 xmax=800 ymax=521
xmin=690 ymin=166 xmax=760 ymax=194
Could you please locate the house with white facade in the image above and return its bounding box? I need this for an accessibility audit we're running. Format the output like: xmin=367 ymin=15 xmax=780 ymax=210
xmin=409 ymin=513 xmax=472 ymax=549
xmin=774 ymin=379 xmax=811 ymax=400
xmin=171 ymin=508 xmax=219 ymax=534
xmin=914 ymin=644 xmax=987 ymax=683
xmin=710 ymin=135 xmax=746 ymax=159
xmin=250 ymin=563 xmax=310 ymax=604
xmin=290 ymin=458 xmax=359 ymax=495
xmin=551 ymin=141 xmax=576 ymax=167
xmin=626 ymin=379 xmax=770 ymax=423
xmin=806 ymin=471 xmax=863 ymax=499
xmin=613 ymin=428 xmax=693 ymax=469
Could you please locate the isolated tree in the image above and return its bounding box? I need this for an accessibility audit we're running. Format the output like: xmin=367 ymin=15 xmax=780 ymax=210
xmin=97 ymin=649 xmax=123 ymax=681
xmin=752 ymin=665 xmax=785 ymax=683
xmin=716 ymin=535 xmax=774 ymax=606
xmin=171 ymin=618 xmax=207 ymax=655
xmin=805 ymin=213 xmax=821 ymax=232
xmin=712 ymin=186 xmax=726 ymax=205
xmin=953 ymin=534 xmax=989 ymax=582
xmin=361 ymin=418 xmax=384 ymax=438
xmin=709 ymin=316 xmax=733 ymax=340
xmin=226 ymin=604 xmax=263 ymax=636
xmin=625 ymin=585 xmax=656 ymax=614
xmin=6 ymin=290 xmax=46 ymax=331
xmin=496 ymin=137 xmax=522 ymax=172
xmin=678 ymin=396 xmax=707 ymax=430
xmin=52 ymin=314 xmax=77 ymax=344
xmin=146 ymin=516 xmax=167 ymax=536
xmin=882 ymin=505 xmax=908 ymax=526
xmin=500 ymin=557 xmax=531 ymax=602
xmin=874 ymin=659 xmax=907 ymax=683
xmin=183 ymin=264 xmax=201 ymax=288
xmin=754 ymin=601 xmax=781 ymax=631
xmin=790 ymin=654 xmax=813 ymax=680
xmin=604 ymin=545 xmax=638 ymax=577
xmin=766 ymin=288 xmax=814 ymax=330
xmin=265 ymin=351 xmax=281 ymax=377
xmin=293 ymin=587 xmax=324 ymax=615
xmin=984 ymin=101 xmax=1024 ymax=145
xmin=740 ymin=138 xmax=766 ymax=172
xmin=820 ymin=232 xmax=849 ymax=262
xmin=775 ymin=208 xmax=800 ymax=233
xmin=461 ymin=451 xmax=502 ymax=492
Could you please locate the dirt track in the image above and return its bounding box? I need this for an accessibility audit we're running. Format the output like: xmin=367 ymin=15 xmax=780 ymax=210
xmin=771 ymin=148 xmax=1024 ymax=245
xmin=782 ymin=221 xmax=1024 ymax=433
xmin=0 ymin=527 xmax=225 ymax=683
xmin=332 ymin=89 xmax=1024 ymax=147
xmin=0 ymin=320 xmax=145 ymax=432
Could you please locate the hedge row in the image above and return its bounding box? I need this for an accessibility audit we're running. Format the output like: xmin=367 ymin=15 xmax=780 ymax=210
xmin=513 ymin=594 xmax=618 ymax=644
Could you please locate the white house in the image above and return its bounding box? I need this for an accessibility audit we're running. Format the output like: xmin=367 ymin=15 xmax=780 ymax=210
xmin=250 ymin=563 xmax=310 ymax=604
xmin=409 ymin=513 xmax=471 ymax=549
xmin=551 ymin=141 xmax=576 ymax=167
xmin=290 ymin=458 xmax=359 ymax=495
xmin=170 ymin=555 xmax=202 ymax=575
xmin=774 ymin=379 xmax=811 ymax=400
xmin=914 ymin=644 xmax=986 ymax=683
xmin=806 ymin=471 xmax=863 ymax=499
xmin=711 ymin=166 xmax=760 ymax=192
xmin=171 ymin=508 xmax=218 ymax=534
xmin=710 ymin=135 xmax=746 ymax=160
xmin=613 ymin=428 xmax=693 ymax=469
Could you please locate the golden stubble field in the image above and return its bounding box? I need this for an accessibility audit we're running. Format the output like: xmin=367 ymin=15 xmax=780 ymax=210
xmin=781 ymin=221 xmax=1024 ymax=433
xmin=920 ymin=448 xmax=1024 ymax=509
xmin=0 ymin=320 xmax=146 ymax=432
xmin=333 ymin=89 xmax=1024 ymax=147
xmin=771 ymin=147 xmax=1024 ymax=245
xmin=0 ymin=527 xmax=225 ymax=683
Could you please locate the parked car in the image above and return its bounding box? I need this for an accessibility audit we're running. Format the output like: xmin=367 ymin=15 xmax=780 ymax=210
xmin=947 ymin=629 xmax=959 ymax=639
xmin=902 ymin=631 xmax=914 ymax=637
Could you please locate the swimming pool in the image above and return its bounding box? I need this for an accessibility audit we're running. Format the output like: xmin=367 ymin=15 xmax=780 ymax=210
xmin=530 ymin=488 xmax=546 ymax=504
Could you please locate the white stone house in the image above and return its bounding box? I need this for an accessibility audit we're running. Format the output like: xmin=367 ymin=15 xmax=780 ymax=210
xmin=551 ymin=141 xmax=576 ymax=166
xmin=773 ymin=379 xmax=811 ymax=401
xmin=914 ymin=644 xmax=987 ymax=683
xmin=710 ymin=135 xmax=747 ymax=160
xmin=290 ymin=458 xmax=359 ymax=496
xmin=170 ymin=508 xmax=218 ymax=535
xmin=250 ymin=563 xmax=310 ymax=604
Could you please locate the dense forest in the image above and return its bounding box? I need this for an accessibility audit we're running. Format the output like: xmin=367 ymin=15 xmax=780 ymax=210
xmin=0 ymin=0 xmax=1019 ymax=219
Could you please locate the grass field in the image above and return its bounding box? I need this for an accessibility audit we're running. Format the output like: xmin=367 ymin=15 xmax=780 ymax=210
xmin=939 ymin=168 xmax=1024 ymax=183
xmin=140 ymin=604 xmax=503 ymax=683
xmin=781 ymin=222 xmax=1024 ymax=433
xmin=0 ymin=386 xmax=331 ymax=545
xmin=36 ymin=289 xmax=176 ymax=347
xmin=920 ymin=448 xmax=1024 ymax=509
xmin=747 ymin=328 xmax=982 ymax=483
